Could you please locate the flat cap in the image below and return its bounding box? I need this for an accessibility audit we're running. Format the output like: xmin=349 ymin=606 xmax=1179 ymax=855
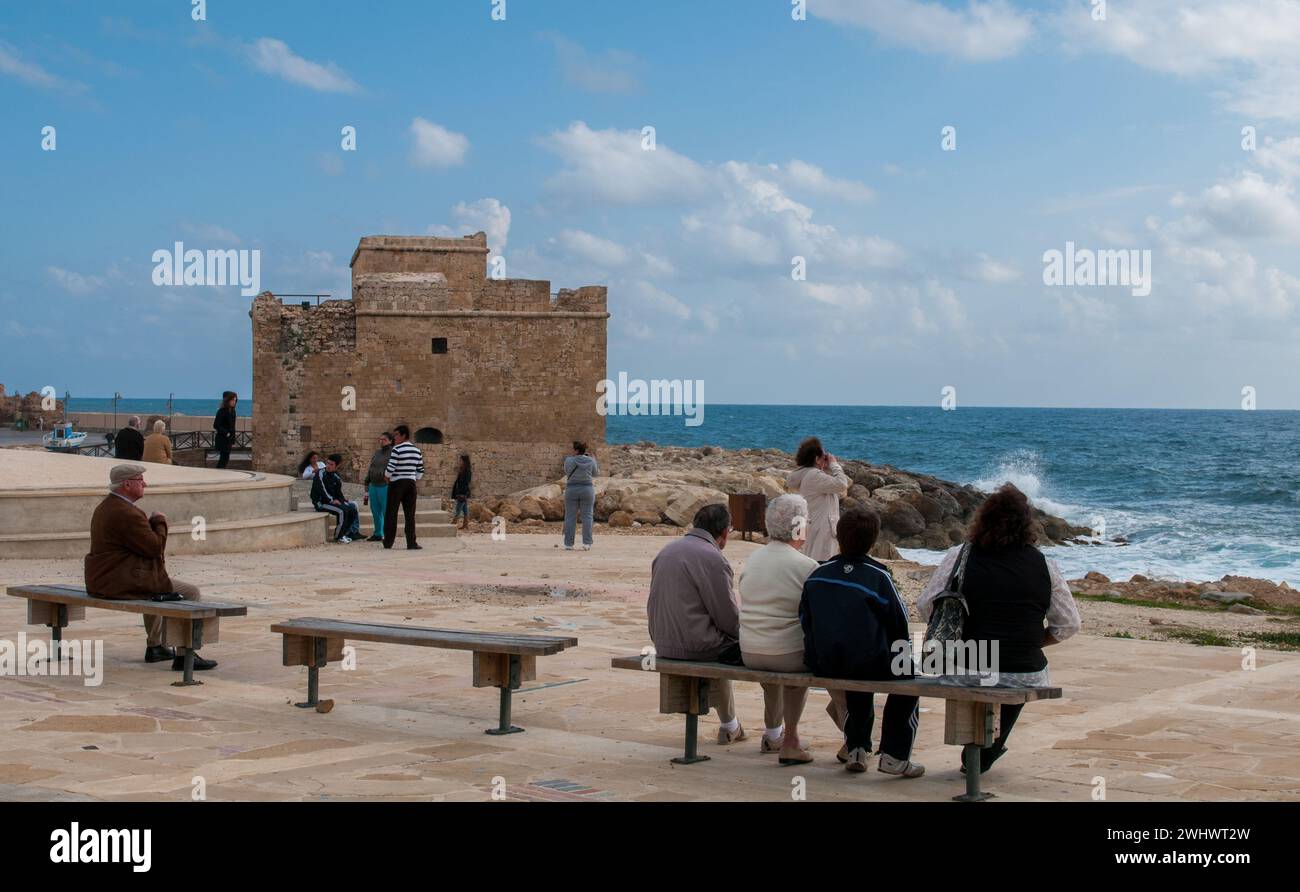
xmin=109 ymin=463 xmax=147 ymax=486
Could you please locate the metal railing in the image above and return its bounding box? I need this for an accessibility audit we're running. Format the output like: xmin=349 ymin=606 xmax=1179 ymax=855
xmin=65 ymin=430 xmax=253 ymax=459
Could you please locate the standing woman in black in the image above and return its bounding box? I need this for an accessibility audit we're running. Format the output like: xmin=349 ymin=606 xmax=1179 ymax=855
xmin=918 ymin=483 xmax=1081 ymax=773
xmin=213 ymin=391 xmax=238 ymax=469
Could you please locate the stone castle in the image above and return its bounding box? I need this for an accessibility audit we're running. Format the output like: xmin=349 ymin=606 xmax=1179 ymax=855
xmin=251 ymin=233 xmax=608 ymax=495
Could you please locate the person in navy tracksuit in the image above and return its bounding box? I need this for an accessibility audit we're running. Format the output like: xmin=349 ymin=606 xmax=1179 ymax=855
xmin=799 ymin=506 xmax=924 ymax=777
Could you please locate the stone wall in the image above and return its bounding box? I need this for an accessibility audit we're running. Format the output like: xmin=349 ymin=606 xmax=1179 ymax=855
xmin=252 ymin=232 xmax=609 ymax=496
xmin=0 ymin=384 xmax=64 ymax=427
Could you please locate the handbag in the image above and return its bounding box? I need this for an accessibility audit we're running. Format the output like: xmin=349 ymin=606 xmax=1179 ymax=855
xmin=924 ymin=544 xmax=971 ymax=656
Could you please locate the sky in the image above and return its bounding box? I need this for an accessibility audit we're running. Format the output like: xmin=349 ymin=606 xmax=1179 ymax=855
xmin=2 ymin=0 xmax=1300 ymax=409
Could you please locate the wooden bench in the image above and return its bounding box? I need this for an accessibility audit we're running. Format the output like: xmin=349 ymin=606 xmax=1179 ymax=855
xmin=270 ymin=618 xmax=579 ymax=734
xmin=611 ymin=654 xmax=1062 ymax=801
xmin=7 ymin=584 xmax=248 ymax=686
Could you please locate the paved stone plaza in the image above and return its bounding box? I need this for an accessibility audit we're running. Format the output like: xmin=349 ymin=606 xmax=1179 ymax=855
xmin=2 ymin=532 xmax=1297 ymax=802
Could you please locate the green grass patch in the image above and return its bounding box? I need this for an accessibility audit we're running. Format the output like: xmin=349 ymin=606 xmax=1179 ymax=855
xmin=1165 ymin=628 xmax=1236 ymax=648
xmin=1074 ymin=592 xmax=1218 ymax=612
xmin=1107 ymin=631 xmax=1135 ymax=639
xmin=1243 ymin=630 xmax=1300 ymax=650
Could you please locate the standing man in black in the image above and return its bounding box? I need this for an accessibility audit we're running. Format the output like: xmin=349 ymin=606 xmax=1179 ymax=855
xmin=383 ymin=424 xmax=424 ymax=550
xmin=213 ymin=391 xmax=237 ymax=469
xmin=114 ymin=416 xmax=145 ymax=461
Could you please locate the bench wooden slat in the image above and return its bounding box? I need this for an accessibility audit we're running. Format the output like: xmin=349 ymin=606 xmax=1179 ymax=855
xmin=611 ymin=655 xmax=1061 ymax=704
xmin=271 ymin=617 xmax=578 ymax=655
xmin=8 ymin=585 xmax=248 ymax=620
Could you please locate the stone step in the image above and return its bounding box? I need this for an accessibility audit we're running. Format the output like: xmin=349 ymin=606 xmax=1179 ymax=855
xmin=351 ymin=524 xmax=457 ymax=539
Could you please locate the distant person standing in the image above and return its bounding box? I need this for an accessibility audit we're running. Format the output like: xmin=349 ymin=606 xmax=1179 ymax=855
xmin=142 ymin=420 xmax=173 ymax=464
xmin=563 ymin=441 xmax=598 ymax=551
xmin=451 ymin=454 xmax=472 ymax=531
xmin=383 ymin=425 xmax=424 ymax=550
xmin=363 ymin=432 xmax=393 ymax=542
xmin=786 ymin=436 xmax=850 ymax=561
xmin=114 ymin=416 xmax=144 ymax=461
xmin=213 ymin=391 xmax=238 ymax=469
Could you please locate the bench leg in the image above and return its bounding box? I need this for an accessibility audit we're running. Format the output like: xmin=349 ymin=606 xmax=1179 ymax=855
xmin=953 ymin=743 xmax=994 ymax=802
xmin=171 ymin=619 xmax=204 ymax=687
xmin=485 ymin=654 xmax=525 ymax=735
xmin=295 ymin=638 xmax=327 ymax=708
xmin=671 ymin=713 xmax=711 ymax=764
xmin=47 ymin=609 xmax=67 ymax=663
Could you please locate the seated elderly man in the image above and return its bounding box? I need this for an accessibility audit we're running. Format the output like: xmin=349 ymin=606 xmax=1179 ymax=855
xmin=647 ymin=503 xmax=747 ymax=745
xmin=800 ymin=506 xmax=922 ymax=777
xmin=739 ymin=493 xmax=819 ymax=765
xmin=83 ymin=463 xmax=216 ymax=672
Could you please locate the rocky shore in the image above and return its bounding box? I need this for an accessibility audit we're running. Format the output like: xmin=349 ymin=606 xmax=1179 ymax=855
xmin=468 ymin=442 xmax=1094 ymax=560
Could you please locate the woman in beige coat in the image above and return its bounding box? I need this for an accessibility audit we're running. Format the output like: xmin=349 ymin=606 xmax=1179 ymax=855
xmin=142 ymin=420 xmax=173 ymax=464
xmin=785 ymin=436 xmax=850 ymax=562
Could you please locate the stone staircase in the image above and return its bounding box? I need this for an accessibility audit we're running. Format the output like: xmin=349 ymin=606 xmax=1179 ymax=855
xmin=291 ymin=481 xmax=457 ymax=539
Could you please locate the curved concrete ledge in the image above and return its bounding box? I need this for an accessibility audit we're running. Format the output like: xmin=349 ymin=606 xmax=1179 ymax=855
xmin=0 ymin=450 xmax=327 ymax=556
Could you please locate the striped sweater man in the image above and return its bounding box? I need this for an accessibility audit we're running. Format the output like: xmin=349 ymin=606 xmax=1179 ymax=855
xmin=382 ymin=427 xmax=424 ymax=549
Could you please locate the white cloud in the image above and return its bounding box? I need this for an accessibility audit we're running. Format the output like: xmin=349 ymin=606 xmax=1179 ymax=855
xmin=1055 ymin=0 xmax=1300 ymax=120
xmin=46 ymin=267 xmax=105 ymax=295
xmin=540 ymin=122 xmax=713 ymax=205
xmin=557 ymin=230 xmax=630 ymax=267
xmin=0 ymin=40 xmax=87 ymax=93
xmin=633 ymin=281 xmax=692 ymax=321
xmin=246 ymin=37 xmax=360 ymax=94
xmin=967 ymin=253 xmax=1021 ymax=284
xmin=543 ymin=34 xmax=641 ymax=93
xmin=409 ymin=118 xmax=470 ymax=169
xmin=778 ymin=160 xmax=874 ymax=203
xmin=429 ymin=198 xmax=511 ymax=255
xmin=811 ymin=0 xmax=1034 ymax=62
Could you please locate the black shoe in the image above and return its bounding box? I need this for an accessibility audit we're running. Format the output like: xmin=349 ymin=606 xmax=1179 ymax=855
xmin=407 ymin=543 xmax=422 ymax=550
xmin=171 ymin=653 xmax=217 ymax=671
xmin=367 ymin=535 xmax=383 ymax=541
xmin=960 ymin=745 xmax=1007 ymax=775
xmin=145 ymin=645 xmax=175 ymax=663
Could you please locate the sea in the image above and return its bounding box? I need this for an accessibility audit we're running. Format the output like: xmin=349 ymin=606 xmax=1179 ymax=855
xmin=71 ymin=399 xmax=1300 ymax=586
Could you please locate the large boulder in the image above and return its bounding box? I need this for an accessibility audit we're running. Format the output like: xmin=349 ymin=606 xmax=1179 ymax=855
xmin=517 ymin=496 xmax=545 ymax=521
xmin=874 ymin=482 xmax=922 ymax=504
xmin=882 ymin=500 xmax=926 ymax=538
xmin=541 ymin=497 xmax=566 ymax=522
xmin=608 ymin=511 xmax=634 ymax=528
xmin=664 ymin=487 xmax=728 ymax=527
xmin=910 ymin=493 xmax=945 ymax=524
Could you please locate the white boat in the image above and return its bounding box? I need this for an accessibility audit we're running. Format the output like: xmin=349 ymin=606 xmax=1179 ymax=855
xmin=43 ymin=423 xmax=88 ymax=452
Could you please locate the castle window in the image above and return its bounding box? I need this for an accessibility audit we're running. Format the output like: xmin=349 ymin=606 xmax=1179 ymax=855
xmin=431 ymin=338 xmax=448 ymax=354
xmin=414 ymin=427 xmax=444 ymax=444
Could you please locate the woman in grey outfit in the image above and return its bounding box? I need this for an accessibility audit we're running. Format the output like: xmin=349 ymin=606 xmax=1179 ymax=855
xmin=563 ymin=441 xmax=598 ymax=550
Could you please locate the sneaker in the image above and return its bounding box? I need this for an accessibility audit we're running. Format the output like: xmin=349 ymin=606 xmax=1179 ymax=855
xmin=844 ymin=747 xmax=870 ymax=772
xmin=336 ymin=536 xmax=352 ymax=544
xmin=760 ymin=734 xmax=784 ymax=754
xmin=836 ymin=742 xmax=849 ymax=764
xmin=564 ymin=545 xmax=574 ymax=551
xmin=878 ymin=753 xmax=925 ymax=778
xmin=716 ymin=723 xmax=747 ymax=745
xmin=367 ymin=535 xmax=383 ymax=542
xmin=778 ymin=745 xmax=814 ymax=766
xmin=960 ymin=745 xmax=1007 ymax=775
xmin=581 ymin=544 xmax=592 ymax=551
xmin=171 ymin=653 xmax=217 ymax=671
xmin=407 ymin=544 xmax=422 ymax=550
xmin=145 ymin=645 xmax=175 ymax=663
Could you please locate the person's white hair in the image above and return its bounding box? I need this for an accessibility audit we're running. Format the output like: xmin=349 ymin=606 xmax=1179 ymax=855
xmin=766 ymin=493 xmax=808 ymax=543
xmin=153 ymin=419 xmax=166 ymax=433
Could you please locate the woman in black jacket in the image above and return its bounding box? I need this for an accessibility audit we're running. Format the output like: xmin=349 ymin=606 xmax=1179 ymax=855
xmin=213 ymin=391 xmax=238 ymax=468
xmin=451 ymin=454 xmax=472 ymax=530
xmin=918 ymin=484 xmax=1081 ymax=773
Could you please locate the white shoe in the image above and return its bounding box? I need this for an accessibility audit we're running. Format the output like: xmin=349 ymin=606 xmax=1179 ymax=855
xmin=581 ymin=544 xmax=592 ymax=551
xmin=337 ymin=536 xmax=352 ymax=544
xmin=564 ymin=545 xmax=574 ymax=551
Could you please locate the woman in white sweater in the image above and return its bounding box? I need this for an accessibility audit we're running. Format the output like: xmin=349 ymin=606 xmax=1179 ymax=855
xmin=785 ymin=436 xmax=851 ymax=561
xmin=740 ymin=494 xmax=820 ymax=765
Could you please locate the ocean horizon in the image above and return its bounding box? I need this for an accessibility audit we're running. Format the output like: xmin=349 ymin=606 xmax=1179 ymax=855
xmin=65 ymin=398 xmax=1300 ymax=587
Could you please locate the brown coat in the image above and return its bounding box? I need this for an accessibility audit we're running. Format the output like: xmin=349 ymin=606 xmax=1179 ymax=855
xmin=142 ymin=432 xmax=172 ymax=464
xmin=84 ymin=494 xmax=173 ymax=598
xmin=647 ymin=528 xmax=739 ymax=660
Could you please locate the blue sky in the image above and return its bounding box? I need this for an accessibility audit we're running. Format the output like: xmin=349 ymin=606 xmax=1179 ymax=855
xmin=3 ymin=0 xmax=1300 ymax=409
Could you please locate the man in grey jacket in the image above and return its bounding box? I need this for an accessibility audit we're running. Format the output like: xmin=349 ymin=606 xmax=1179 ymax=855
xmin=647 ymin=504 xmax=748 ymax=744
